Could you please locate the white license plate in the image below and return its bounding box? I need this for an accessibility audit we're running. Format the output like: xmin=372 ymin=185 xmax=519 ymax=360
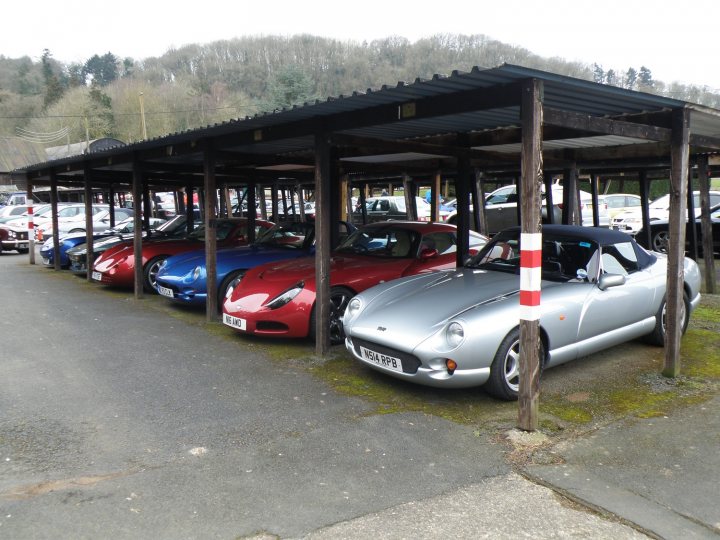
xmin=360 ymin=346 xmax=403 ymax=373
xmin=42 ymin=257 xmax=50 ymax=264
xmin=157 ymin=285 xmax=174 ymax=298
xmin=19 ymin=243 xmax=28 ymax=249
xmin=223 ymin=313 xmax=247 ymax=331
xmin=91 ymin=271 xmax=102 ymax=281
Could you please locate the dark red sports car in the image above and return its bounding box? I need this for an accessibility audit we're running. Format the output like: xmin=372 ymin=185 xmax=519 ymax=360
xmin=91 ymin=218 xmax=273 ymax=291
xmin=222 ymin=221 xmax=487 ymax=343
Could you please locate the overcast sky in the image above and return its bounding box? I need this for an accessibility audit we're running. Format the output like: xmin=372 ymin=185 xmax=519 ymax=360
xmin=2 ymin=0 xmax=719 ymax=91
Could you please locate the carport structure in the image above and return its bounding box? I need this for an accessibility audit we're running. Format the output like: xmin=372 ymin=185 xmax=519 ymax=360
xmin=13 ymin=64 xmax=720 ymax=429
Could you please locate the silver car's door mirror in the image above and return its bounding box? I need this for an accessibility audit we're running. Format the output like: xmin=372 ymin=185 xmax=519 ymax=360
xmin=598 ymin=273 xmax=626 ymax=291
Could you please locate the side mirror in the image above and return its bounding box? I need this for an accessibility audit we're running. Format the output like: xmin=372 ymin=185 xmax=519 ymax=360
xmin=419 ymin=247 xmax=438 ymax=261
xmin=598 ymin=273 xmax=626 ymax=291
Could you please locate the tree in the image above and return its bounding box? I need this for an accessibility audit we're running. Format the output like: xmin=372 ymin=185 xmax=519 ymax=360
xmin=638 ymin=66 xmax=653 ymax=90
xmin=41 ymin=49 xmax=65 ymax=109
xmin=605 ymin=69 xmax=618 ymax=86
xmin=592 ymin=63 xmax=605 ymax=84
xmin=262 ymin=65 xmax=315 ymax=111
xmin=83 ymin=53 xmax=119 ymax=86
xmin=625 ymin=67 xmax=637 ymax=90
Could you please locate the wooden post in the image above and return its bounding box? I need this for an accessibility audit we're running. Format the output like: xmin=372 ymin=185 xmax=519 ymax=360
xmin=246 ymin=181 xmax=257 ymax=243
xmin=639 ymin=171 xmax=652 ymax=249
xmin=314 ymin=133 xmax=332 ymax=355
xmin=431 ymin=172 xmax=442 ymax=222
xmin=204 ymin=142 xmax=218 ymax=321
xmin=403 ymin=174 xmax=417 ymax=221
xmin=455 ymin=156 xmax=471 ymax=267
xmin=518 ymin=78 xmax=543 ymax=432
xmin=108 ymin=185 xmax=116 ymax=228
xmin=297 ymin=183 xmax=306 ymax=221
xmin=562 ymin=165 xmax=580 ymax=225
xmin=132 ymin=159 xmax=143 ymax=299
xmin=471 ymin=170 xmax=486 ymax=234
xmin=340 ymin=176 xmax=349 ymax=223
xmin=685 ymin=172 xmax=698 ymax=261
xmin=142 ymin=182 xmax=152 ymax=231
xmin=664 ymin=108 xmax=690 ymax=378
xmin=544 ymin=174 xmax=555 ymax=224
xmin=590 ymin=174 xmax=600 ymax=227
xmin=84 ymin=166 xmax=95 ymax=282
xmin=271 ymin=182 xmax=279 ymax=221
xmin=185 ymin=183 xmax=195 ymax=234
xmin=697 ymin=155 xmax=716 ymax=293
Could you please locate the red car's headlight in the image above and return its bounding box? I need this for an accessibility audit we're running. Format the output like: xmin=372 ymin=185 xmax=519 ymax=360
xmin=264 ymin=282 xmax=304 ymax=309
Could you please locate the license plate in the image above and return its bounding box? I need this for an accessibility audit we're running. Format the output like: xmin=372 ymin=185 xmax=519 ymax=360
xmin=157 ymin=285 xmax=174 ymax=298
xmin=360 ymin=346 xmax=403 ymax=373
xmin=18 ymin=243 xmax=28 ymax=249
xmin=91 ymin=271 xmax=102 ymax=281
xmin=223 ymin=313 xmax=246 ymax=331
xmin=42 ymin=257 xmax=50 ymax=264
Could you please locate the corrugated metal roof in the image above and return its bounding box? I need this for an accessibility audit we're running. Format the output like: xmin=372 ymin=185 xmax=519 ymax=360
xmin=12 ymin=63 xmax=716 ymax=175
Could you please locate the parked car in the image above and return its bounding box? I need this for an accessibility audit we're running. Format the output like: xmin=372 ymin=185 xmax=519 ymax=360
xmin=444 ymin=184 xmax=608 ymax=234
xmin=341 ymin=225 xmax=701 ymax=400
xmin=222 ymin=221 xmax=488 ymax=343
xmin=66 ymin=215 xmax=192 ymax=275
xmin=636 ymin=203 xmax=720 ymax=255
xmin=36 ymin=207 xmax=134 ymax=239
xmin=0 ymin=222 xmax=30 ymax=253
xmin=0 ymin=204 xmax=30 ymax=219
xmin=40 ymin=217 xmax=167 ymax=268
xmin=611 ymin=191 xmax=720 ymax=234
xmin=155 ymin=220 xmax=356 ymax=308
xmin=600 ymin=193 xmax=642 ymax=220
xmin=91 ymin=218 xmax=273 ymax=291
xmin=353 ymin=196 xmax=448 ymax=224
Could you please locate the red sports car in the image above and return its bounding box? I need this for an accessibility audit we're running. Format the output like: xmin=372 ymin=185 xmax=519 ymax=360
xmin=91 ymin=218 xmax=273 ymax=292
xmin=222 ymin=221 xmax=488 ymax=343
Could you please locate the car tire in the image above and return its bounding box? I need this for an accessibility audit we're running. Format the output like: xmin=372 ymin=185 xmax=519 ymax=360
xmin=308 ymin=286 xmax=355 ymax=345
xmin=651 ymin=229 xmax=669 ymax=253
xmin=645 ymin=292 xmax=689 ymax=346
xmin=486 ymin=327 xmax=545 ymax=401
xmin=143 ymin=255 xmax=167 ymax=293
xmin=218 ymin=269 xmax=246 ymax=311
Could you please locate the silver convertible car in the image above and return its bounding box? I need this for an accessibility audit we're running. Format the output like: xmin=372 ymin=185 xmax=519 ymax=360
xmin=342 ymin=225 xmax=701 ymax=400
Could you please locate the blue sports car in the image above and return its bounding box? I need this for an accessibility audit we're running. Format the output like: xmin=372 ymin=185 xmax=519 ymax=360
xmin=155 ymin=220 xmax=356 ymax=308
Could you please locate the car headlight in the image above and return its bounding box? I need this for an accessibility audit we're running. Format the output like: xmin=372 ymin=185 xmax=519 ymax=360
xmin=42 ymin=238 xmax=54 ymax=250
xmin=265 ymin=282 xmax=304 ymax=309
xmin=445 ymin=322 xmax=465 ymax=348
xmin=192 ymin=265 xmax=202 ymax=281
xmin=345 ymin=297 xmax=363 ymax=321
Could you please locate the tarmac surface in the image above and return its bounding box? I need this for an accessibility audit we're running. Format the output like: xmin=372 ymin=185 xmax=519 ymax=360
xmin=0 ymin=248 xmax=718 ymax=539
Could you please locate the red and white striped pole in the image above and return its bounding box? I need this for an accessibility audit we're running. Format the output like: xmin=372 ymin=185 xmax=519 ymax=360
xmin=519 ymin=232 xmax=542 ymax=321
xmin=27 ymin=195 xmax=35 ymax=264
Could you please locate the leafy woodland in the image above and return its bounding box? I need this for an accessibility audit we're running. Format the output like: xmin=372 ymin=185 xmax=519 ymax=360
xmin=1 ymin=33 xmax=719 ymax=146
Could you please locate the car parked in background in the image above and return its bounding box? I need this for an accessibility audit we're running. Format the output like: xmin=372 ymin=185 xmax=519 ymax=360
xmin=155 ymin=220 xmax=355 ymax=308
xmin=36 ymin=207 xmax=134 ymax=239
xmin=636 ymin=203 xmax=720 ymax=255
xmin=353 ymin=196 xmax=448 ymax=223
xmin=91 ymin=218 xmax=273 ymax=292
xmin=66 ymin=215 xmax=192 ymax=275
xmin=611 ymin=191 xmax=720 ymax=234
xmin=40 ymin=217 xmax=167 ymax=268
xmin=341 ymin=225 xmax=701 ymax=400
xmin=600 ymin=193 xmax=642 ymax=220
xmin=0 ymin=221 xmax=30 ymax=253
xmin=222 ymin=221 xmax=488 ymax=343
xmin=443 ymin=184 xmax=608 ymax=234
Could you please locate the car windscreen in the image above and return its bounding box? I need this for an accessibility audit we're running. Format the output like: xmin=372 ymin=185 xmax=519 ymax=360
xmin=335 ymin=227 xmax=419 ymax=258
xmin=254 ymin=222 xmax=313 ymax=249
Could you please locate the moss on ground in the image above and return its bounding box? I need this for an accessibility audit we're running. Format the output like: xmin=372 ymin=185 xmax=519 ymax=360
xmin=34 ymin=264 xmax=720 ymax=434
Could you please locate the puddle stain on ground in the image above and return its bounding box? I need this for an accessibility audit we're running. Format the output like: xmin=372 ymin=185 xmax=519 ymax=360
xmin=2 ymin=469 xmax=139 ymax=500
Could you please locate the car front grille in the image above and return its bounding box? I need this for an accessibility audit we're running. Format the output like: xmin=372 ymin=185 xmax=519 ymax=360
xmin=351 ymin=337 xmax=422 ymax=374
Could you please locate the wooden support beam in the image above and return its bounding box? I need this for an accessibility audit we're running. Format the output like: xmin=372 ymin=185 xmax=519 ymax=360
xmin=590 ymin=174 xmax=600 ymax=228
xmin=204 ymin=142 xmax=219 ymax=321
xmin=84 ymin=167 xmax=95 ymax=282
xmin=132 ymin=159 xmax=144 ymax=299
xmin=26 ymin=181 xmax=35 ymax=265
xmin=455 ymin=155 xmax=471 ymax=267
xmin=431 ymin=171 xmax=442 ymax=223
xmin=544 ymin=108 xmax=672 ymax=142
xmin=663 ymin=108 xmax=690 ymax=378
xmin=314 ymin=133 xmax=332 ymax=355
xmin=473 ymin=170 xmax=488 ymax=235
xmin=638 ymin=171 xmax=652 ymax=249
xmin=403 ymin=174 xmax=417 ymax=221
xmin=697 ymin=155 xmax=717 ymax=293
xmin=518 ymin=78 xmax=543 ymax=432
